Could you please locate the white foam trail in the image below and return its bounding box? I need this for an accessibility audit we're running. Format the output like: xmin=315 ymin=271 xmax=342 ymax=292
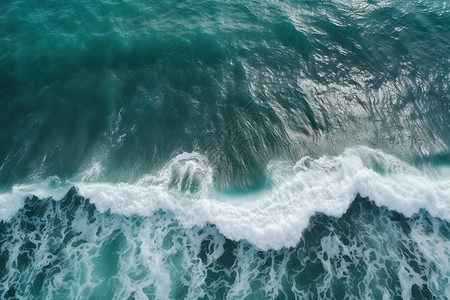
xmin=76 ymin=148 xmax=450 ymax=250
xmin=0 ymin=192 xmax=26 ymax=221
xmin=0 ymin=176 xmax=71 ymax=221
xmin=1 ymin=148 xmax=450 ymax=250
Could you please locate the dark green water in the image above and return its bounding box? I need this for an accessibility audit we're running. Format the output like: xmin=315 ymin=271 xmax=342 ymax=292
xmin=1 ymin=0 xmax=450 ymax=298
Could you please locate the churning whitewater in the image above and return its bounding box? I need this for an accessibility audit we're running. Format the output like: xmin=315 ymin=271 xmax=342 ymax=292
xmin=1 ymin=0 xmax=450 ymax=298
xmin=2 ymin=147 xmax=450 ymax=250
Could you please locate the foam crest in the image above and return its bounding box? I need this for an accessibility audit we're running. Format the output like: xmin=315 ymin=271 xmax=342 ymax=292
xmin=2 ymin=148 xmax=450 ymax=250
xmin=0 ymin=176 xmax=70 ymax=221
xmin=76 ymin=148 xmax=450 ymax=250
xmin=137 ymin=152 xmax=214 ymax=194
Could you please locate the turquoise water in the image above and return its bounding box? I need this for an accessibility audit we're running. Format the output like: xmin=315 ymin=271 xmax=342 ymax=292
xmin=1 ymin=0 xmax=450 ymax=298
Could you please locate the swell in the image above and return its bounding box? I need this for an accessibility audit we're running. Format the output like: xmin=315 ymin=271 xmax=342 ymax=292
xmin=1 ymin=0 xmax=449 ymax=191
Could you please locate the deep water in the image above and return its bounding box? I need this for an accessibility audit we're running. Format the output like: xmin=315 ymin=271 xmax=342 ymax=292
xmin=1 ymin=0 xmax=450 ymax=298
xmin=1 ymin=0 xmax=449 ymax=189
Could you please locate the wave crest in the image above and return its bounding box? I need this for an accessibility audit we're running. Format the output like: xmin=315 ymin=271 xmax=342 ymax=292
xmin=1 ymin=148 xmax=449 ymax=250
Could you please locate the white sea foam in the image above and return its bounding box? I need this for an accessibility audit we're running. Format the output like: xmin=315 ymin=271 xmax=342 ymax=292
xmin=1 ymin=147 xmax=449 ymax=250
xmin=0 ymin=176 xmax=71 ymax=221
xmin=0 ymin=192 xmax=26 ymax=221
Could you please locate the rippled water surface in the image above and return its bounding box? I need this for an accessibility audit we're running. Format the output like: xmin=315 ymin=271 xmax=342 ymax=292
xmin=1 ymin=0 xmax=450 ymax=298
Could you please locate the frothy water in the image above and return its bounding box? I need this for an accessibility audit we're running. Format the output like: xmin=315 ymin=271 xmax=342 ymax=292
xmin=2 ymin=148 xmax=449 ymax=251
xmin=1 ymin=186 xmax=449 ymax=298
xmin=1 ymin=0 xmax=450 ymax=297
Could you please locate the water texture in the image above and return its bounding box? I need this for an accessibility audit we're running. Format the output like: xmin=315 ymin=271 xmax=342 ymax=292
xmin=1 ymin=0 xmax=450 ymax=298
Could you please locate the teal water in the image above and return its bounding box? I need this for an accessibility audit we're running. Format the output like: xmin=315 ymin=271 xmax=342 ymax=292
xmin=2 ymin=191 xmax=450 ymax=299
xmin=1 ymin=0 xmax=450 ymax=298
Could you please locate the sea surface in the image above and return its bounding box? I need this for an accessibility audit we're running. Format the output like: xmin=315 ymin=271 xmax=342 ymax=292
xmin=1 ymin=0 xmax=450 ymax=298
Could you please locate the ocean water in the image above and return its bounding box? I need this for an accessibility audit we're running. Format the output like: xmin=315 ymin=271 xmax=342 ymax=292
xmin=1 ymin=0 xmax=450 ymax=298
